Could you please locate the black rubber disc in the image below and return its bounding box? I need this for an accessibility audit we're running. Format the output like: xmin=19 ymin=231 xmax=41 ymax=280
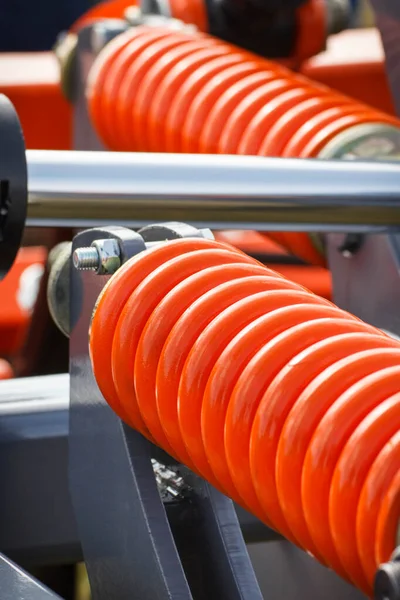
xmin=0 ymin=94 xmax=27 ymax=280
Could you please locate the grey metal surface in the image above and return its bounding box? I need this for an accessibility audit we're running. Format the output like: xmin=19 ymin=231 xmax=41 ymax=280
xmin=69 ymin=227 xmax=194 ymax=600
xmin=0 ymin=373 xmax=68 ymax=415
xmin=72 ymin=26 xmax=112 ymax=152
xmin=327 ymin=233 xmax=400 ymax=335
xmin=370 ymin=0 xmax=400 ymax=117
xmin=0 ymin=554 xmax=62 ymax=599
xmin=47 ymin=243 xmax=72 ymax=338
xmin=26 ymin=149 xmax=400 ymax=231
xmin=0 ymin=372 xmax=275 ymax=567
xmin=0 ymin=374 xmax=80 ymax=566
xmin=248 ymin=541 xmax=366 ymax=600
xmin=171 ymin=467 xmax=264 ymax=600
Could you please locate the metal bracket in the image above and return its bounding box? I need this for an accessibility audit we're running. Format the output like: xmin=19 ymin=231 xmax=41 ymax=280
xmin=374 ymin=547 xmax=400 ymax=600
xmin=69 ymin=224 xmax=263 ymax=600
xmin=327 ymin=232 xmax=400 ymax=335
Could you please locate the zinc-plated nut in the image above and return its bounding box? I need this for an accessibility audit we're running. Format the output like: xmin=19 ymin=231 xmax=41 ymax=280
xmin=92 ymin=239 xmax=121 ymax=274
xmin=73 ymin=239 xmax=121 ymax=275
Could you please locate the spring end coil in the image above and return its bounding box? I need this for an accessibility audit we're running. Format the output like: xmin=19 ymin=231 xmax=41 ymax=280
xmin=90 ymin=237 xmax=400 ymax=596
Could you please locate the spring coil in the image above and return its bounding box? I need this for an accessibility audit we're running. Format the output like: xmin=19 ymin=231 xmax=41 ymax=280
xmin=90 ymin=237 xmax=400 ymax=597
xmin=86 ymin=26 xmax=400 ymax=267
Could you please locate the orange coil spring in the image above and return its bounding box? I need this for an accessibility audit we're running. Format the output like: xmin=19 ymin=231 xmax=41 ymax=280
xmin=87 ymin=26 xmax=400 ymax=267
xmin=90 ymin=237 xmax=400 ymax=597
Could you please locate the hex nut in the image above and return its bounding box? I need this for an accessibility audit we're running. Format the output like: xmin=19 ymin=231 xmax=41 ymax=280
xmin=92 ymin=239 xmax=121 ymax=274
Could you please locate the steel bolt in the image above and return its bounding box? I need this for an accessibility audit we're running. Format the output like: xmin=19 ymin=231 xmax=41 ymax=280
xmin=73 ymin=247 xmax=99 ymax=270
xmin=73 ymin=239 xmax=121 ymax=275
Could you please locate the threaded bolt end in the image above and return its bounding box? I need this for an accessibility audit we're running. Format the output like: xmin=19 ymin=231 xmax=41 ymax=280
xmin=73 ymin=247 xmax=100 ymax=271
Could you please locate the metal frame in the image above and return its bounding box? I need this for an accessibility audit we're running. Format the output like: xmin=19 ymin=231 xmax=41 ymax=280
xmin=0 ymin=554 xmax=62 ymax=599
xmin=0 ymin=372 xmax=278 ymax=567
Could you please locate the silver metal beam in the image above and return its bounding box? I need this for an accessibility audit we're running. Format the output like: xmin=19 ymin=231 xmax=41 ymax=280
xmin=27 ymin=150 xmax=400 ymax=231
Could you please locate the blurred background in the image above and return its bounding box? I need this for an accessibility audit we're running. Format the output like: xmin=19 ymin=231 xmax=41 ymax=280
xmin=0 ymin=0 xmax=376 ymax=52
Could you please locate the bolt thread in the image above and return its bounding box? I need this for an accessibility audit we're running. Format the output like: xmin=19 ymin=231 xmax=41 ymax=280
xmin=73 ymin=247 xmax=99 ymax=270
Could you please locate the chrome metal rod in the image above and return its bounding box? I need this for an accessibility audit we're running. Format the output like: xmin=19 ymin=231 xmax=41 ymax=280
xmin=27 ymin=150 xmax=400 ymax=231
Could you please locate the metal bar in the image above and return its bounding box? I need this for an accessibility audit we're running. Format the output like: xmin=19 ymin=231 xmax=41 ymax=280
xmin=0 ymin=374 xmax=81 ymax=566
xmin=27 ymin=150 xmax=400 ymax=231
xmin=0 ymin=554 xmax=62 ymax=599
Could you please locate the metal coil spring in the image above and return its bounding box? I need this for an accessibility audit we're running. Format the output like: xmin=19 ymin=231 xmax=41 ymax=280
xmin=90 ymin=237 xmax=400 ymax=597
xmin=86 ymin=26 xmax=400 ymax=267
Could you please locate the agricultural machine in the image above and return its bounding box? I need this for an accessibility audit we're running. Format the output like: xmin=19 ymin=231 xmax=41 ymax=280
xmin=0 ymin=0 xmax=400 ymax=598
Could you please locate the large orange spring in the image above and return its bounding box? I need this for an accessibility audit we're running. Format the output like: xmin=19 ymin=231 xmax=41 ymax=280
xmin=86 ymin=26 xmax=400 ymax=268
xmin=90 ymin=237 xmax=400 ymax=597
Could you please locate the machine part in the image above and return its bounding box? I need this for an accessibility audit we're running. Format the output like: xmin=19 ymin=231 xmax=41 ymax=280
xmin=151 ymin=459 xmax=190 ymax=500
xmin=71 ymin=0 xmax=347 ymax=61
xmin=326 ymin=233 xmax=400 ymax=337
xmin=336 ymin=233 xmax=364 ymax=257
xmin=73 ymin=223 xmax=213 ymax=273
xmin=0 ymin=94 xmax=28 ymax=280
xmin=370 ymin=0 xmax=400 ymax=118
xmin=86 ymin=26 xmax=397 ymax=157
xmin=138 ymin=221 xmax=213 ymax=242
xmin=325 ymin=0 xmax=350 ymax=33
xmin=0 ymin=554 xmax=62 ymax=599
xmin=124 ymin=7 xmax=198 ymax=33
xmin=52 ymin=223 xmax=213 ymax=334
xmin=0 ymin=373 xmax=80 ymax=565
xmin=374 ymin=549 xmax=400 ymax=600
xmin=318 ymin=123 xmax=400 ymax=160
xmin=47 ymin=242 xmax=72 ymax=338
xmin=69 ymin=226 xmax=193 ymax=600
xmin=139 ymin=0 xmax=349 ymax=59
xmin=0 ymin=372 xmax=275 ymax=567
xmin=73 ymin=239 xmax=121 ymax=274
xmin=85 ymin=25 xmax=399 ymax=265
xmin=69 ymin=225 xmax=264 ymax=600
xmin=90 ymin=235 xmax=400 ymax=597
xmin=26 ymin=150 xmax=400 ymax=231
xmin=53 ymin=31 xmax=78 ymax=103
